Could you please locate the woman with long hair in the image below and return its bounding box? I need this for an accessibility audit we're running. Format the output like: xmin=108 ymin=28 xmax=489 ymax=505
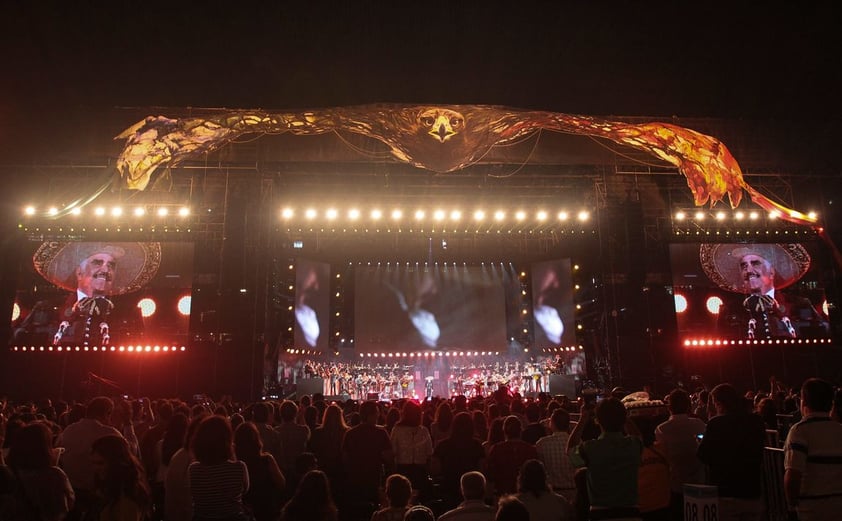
xmin=234 ymin=422 xmax=286 ymax=521
xmin=280 ymin=470 xmax=337 ymax=521
xmin=2 ymin=421 xmax=74 ymax=521
xmin=514 ymin=459 xmax=573 ymax=521
xmin=431 ymin=411 xmax=486 ymax=510
xmin=482 ymin=417 xmax=505 ymax=458
xmin=189 ymin=415 xmax=250 ymax=521
xmin=164 ymin=413 xmax=206 ymax=521
xmin=90 ymin=434 xmax=151 ymax=521
xmin=389 ymin=401 xmax=432 ymax=495
xmin=429 ymin=401 xmax=453 ymax=446
xmin=307 ymin=404 xmax=348 ymax=493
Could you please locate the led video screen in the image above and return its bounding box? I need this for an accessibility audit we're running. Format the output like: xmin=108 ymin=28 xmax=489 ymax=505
xmin=294 ymin=258 xmax=330 ymax=350
xmin=355 ymin=265 xmax=508 ymax=353
xmin=10 ymin=241 xmax=195 ymax=347
xmin=531 ymin=258 xmax=576 ymax=348
xmin=669 ymin=242 xmax=830 ymax=341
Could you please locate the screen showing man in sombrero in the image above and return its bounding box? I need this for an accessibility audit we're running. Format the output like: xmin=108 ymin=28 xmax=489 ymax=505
xmin=669 ymin=242 xmax=831 ymax=340
xmin=10 ymin=241 xmax=195 ymax=347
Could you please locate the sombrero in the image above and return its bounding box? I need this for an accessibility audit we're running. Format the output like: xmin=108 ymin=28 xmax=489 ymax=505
xmin=33 ymin=241 xmax=162 ymax=295
xmin=699 ymin=243 xmax=810 ymax=294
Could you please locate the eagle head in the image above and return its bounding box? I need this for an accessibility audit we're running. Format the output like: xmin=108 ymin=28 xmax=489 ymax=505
xmin=418 ymin=108 xmax=465 ymax=143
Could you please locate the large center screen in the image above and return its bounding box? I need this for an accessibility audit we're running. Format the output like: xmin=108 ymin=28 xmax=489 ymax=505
xmin=354 ymin=265 xmax=508 ymax=353
xmin=531 ymin=258 xmax=576 ymax=348
xmin=670 ymin=242 xmax=830 ymax=341
xmin=10 ymin=241 xmax=195 ymax=347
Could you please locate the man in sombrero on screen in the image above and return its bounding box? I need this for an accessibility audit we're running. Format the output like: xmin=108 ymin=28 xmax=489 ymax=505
xmin=700 ymin=243 xmax=829 ymax=340
xmin=26 ymin=242 xmax=161 ymax=347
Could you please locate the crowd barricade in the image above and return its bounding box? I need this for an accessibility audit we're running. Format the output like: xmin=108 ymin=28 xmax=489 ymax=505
xmin=762 ymin=447 xmax=788 ymax=521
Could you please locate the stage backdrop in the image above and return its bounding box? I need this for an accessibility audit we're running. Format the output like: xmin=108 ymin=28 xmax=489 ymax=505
xmin=354 ymin=264 xmax=508 ymax=353
xmin=10 ymin=241 xmax=194 ymax=347
xmin=669 ymin=242 xmax=830 ymax=342
xmin=531 ymin=258 xmax=576 ymax=348
xmin=294 ymin=258 xmax=330 ymax=350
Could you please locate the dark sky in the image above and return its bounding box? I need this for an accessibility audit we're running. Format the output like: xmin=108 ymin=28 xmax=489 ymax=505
xmin=3 ymin=2 xmax=842 ymax=119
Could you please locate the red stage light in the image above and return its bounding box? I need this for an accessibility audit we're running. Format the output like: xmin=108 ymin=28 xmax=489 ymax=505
xmin=137 ymin=298 xmax=157 ymax=318
xmin=705 ymin=296 xmax=723 ymax=315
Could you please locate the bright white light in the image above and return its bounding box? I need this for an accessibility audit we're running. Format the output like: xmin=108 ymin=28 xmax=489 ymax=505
xmin=177 ymin=296 xmax=191 ymax=316
xmin=48 ymin=207 xmax=59 ymax=216
xmin=95 ymin=207 xmax=106 ymax=216
xmin=157 ymin=207 xmax=169 ymax=217
xmin=281 ymin=208 xmax=294 ymax=219
xmin=536 ymin=210 xmax=548 ymax=221
xmin=134 ymin=207 xmax=146 ymax=217
xmin=577 ymin=210 xmax=590 ymax=221
xmin=137 ymin=298 xmax=157 ymax=318
xmin=24 ymin=206 xmax=36 ymax=216
xmin=706 ymin=296 xmax=723 ymax=315
xmin=769 ymin=211 xmax=780 ymax=220
xmin=715 ymin=211 xmax=726 ymax=220
xmin=371 ymin=209 xmax=383 ymax=220
xmin=450 ymin=210 xmax=461 ymax=221
xmin=734 ymin=211 xmax=744 ymax=220
xmin=348 ymin=208 xmax=360 ymax=220
xmin=111 ymin=207 xmax=123 ymax=217
xmin=305 ymin=208 xmax=317 ymax=219
xmin=515 ymin=211 xmax=526 ymax=221
xmin=557 ymin=211 xmax=568 ymax=221
xmin=12 ymin=302 xmax=20 ymax=321
xmin=473 ymin=210 xmax=485 ymax=221
xmin=70 ymin=207 xmax=82 ymax=215
xmin=675 ymin=211 xmax=686 ymax=220
xmin=808 ymin=211 xmax=818 ymax=220
xmin=178 ymin=207 xmax=190 ymax=217
xmin=326 ymin=208 xmax=338 ymax=220
xmin=391 ymin=209 xmax=403 ymax=220
xmin=674 ymin=294 xmax=688 ymax=313
xmin=494 ymin=210 xmax=505 ymax=221
xmin=694 ymin=211 xmax=705 ymax=220
xmin=749 ymin=211 xmax=759 ymax=220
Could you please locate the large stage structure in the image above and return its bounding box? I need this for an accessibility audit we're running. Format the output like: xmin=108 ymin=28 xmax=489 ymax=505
xmin=2 ymin=105 xmax=840 ymax=401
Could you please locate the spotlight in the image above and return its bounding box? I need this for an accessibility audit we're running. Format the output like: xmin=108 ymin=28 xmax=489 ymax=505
xmin=70 ymin=207 xmax=82 ymax=216
xmin=95 ymin=207 xmax=106 ymax=216
xmin=305 ymin=208 xmax=317 ymax=219
xmin=134 ymin=207 xmax=146 ymax=217
xmin=348 ymin=208 xmax=360 ymax=220
xmin=715 ymin=211 xmax=726 ymax=220
xmin=326 ymin=208 xmax=338 ymax=220
xmin=137 ymin=298 xmax=157 ymax=318
xmin=415 ymin=210 xmax=425 ymax=220
xmin=674 ymin=294 xmax=688 ymax=313
xmin=24 ymin=206 xmax=36 ymax=216
xmin=391 ymin=209 xmax=403 ymax=220
xmin=177 ymin=296 xmax=191 ymax=316
xmin=157 ymin=207 xmax=169 ymax=217
xmin=577 ymin=210 xmax=590 ymax=222
xmin=371 ymin=209 xmax=383 ymax=220
xmin=706 ymin=296 xmax=723 ymax=315
xmin=178 ymin=207 xmax=190 ymax=217
xmin=808 ymin=211 xmax=818 ymax=220
xmin=111 ymin=207 xmax=123 ymax=217
xmin=473 ymin=210 xmax=485 ymax=221
xmin=734 ymin=211 xmax=744 ymax=220
xmin=433 ymin=210 xmax=446 ymax=221
xmin=694 ymin=211 xmax=705 ymax=220
xmin=450 ymin=210 xmax=461 ymax=221
xmin=48 ymin=207 xmax=59 ymax=216
xmin=281 ymin=208 xmax=294 ymax=219
xmin=515 ymin=211 xmax=526 ymax=221
xmin=494 ymin=211 xmax=505 ymax=221
xmin=536 ymin=210 xmax=547 ymax=221
xmin=557 ymin=211 xmax=569 ymax=221
xmin=749 ymin=211 xmax=759 ymax=220
xmin=675 ymin=211 xmax=686 ymax=220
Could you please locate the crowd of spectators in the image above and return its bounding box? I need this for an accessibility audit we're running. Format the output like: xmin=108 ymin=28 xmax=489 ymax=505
xmin=1 ymin=376 xmax=841 ymax=521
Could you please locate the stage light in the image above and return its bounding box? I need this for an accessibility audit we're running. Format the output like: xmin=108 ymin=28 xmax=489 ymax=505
xmin=95 ymin=207 xmax=106 ymax=216
xmin=450 ymin=210 xmax=461 ymax=221
xmin=536 ymin=210 xmax=548 ymax=221
xmin=371 ymin=209 xmax=382 ymax=220
xmin=748 ymin=211 xmax=759 ymax=220
xmin=734 ymin=211 xmax=744 ymax=220
xmin=348 ymin=208 xmax=360 ymax=220
xmin=473 ymin=210 xmax=485 ymax=221
xmin=177 ymin=296 xmax=191 ymax=316
xmin=674 ymin=294 xmax=688 ymax=313
xmin=433 ymin=210 xmax=446 ymax=221
xmin=675 ymin=211 xmax=686 ymax=220
xmin=769 ymin=211 xmax=780 ymax=220
xmin=494 ymin=210 xmax=505 ymax=221
xmin=515 ymin=211 xmax=526 ymax=221
xmin=694 ymin=211 xmax=705 ymax=220
xmin=577 ymin=210 xmax=590 ymax=222
xmin=391 ymin=209 xmax=403 ymax=220
xmin=281 ymin=208 xmax=294 ymax=219
xmin=24 ymin=206 xmax=36 ymax=216
xmin=48 ymin=207 xmax=59 ymax=216
xmin=415 ymin=210 xmax=425 ymax=220
xmin=326 ymin=208 xmax=338 ymax=220
xmin=305 ymin=208 xmax=317 ymax=219
xmin=70 ymin=207 xmax=82 ymax=215
xmin=111 ymin=207 xmax=123 ymax=217
xmin=808 ymin=211 xmax=818 ymax=220
xmin=706 ymin=296 xmax=723 ymax=315
xmin=12 ymin=302 xmax=20 ymax=321
xmin=157 ymin=207 xmax=169 ymax=217
xmin=178 ymin=207 xmax=190 ymax=217
xmin=137 ymin=298 xmax=156 ymax=318
xmin=134 ymin=207 xmax=146 ymax=217
xmin=715 ymin=211 xmax=726 ymax=220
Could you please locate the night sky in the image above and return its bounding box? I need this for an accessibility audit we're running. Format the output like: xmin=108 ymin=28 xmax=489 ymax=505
xmin=3 ymin=2 xmax=841 ymax=119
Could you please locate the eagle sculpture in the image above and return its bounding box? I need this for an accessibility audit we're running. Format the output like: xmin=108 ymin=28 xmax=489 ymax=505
xmin=114 ymin=104 xmax=816 ymax=226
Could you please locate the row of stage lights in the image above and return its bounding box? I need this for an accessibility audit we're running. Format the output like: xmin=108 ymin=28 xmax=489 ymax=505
xmin=22 ymin=205 xmax=193 ymax=218
xmin=542 ymin=346 xmax=585 ymax=353
xmin=11 ymin=345 xmax=187 ymax=352
xmin=359 ymin=351 xmax=502 ymax=358
xmin=683 ymin=338 xmax=832 ymax=347
xmin=674 ymin=209 xmax=819 ymax=223
xmin=675 ymin=294 xmax=831 ymax=317
xmin=11 ymin=297 xmax=192 ymax=323
xmin=281 ymin=207 xmax=592 ymax=223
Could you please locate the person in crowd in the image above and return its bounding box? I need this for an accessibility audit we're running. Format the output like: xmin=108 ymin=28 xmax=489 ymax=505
xmin=431 ymin=411 xmax=486 ymax=510
xmin=494 ymin=496 xmax=530 ymax=521
xmin=57 ymin=396 xmax=123 ymax=515
xmin=280 ymin=469 xmax=338 ymax=521
xmin=514 ymin=459 xmax=573 ymax=521
xmin=486 ymin=415 xmax=538 ymax=497
xmin=304 ymin=405 xmax=320 ymax=434
xmin=151 ymin=412 xmax=188 ymax=520
xmin=697 ymin=383 xmax=766 ymax=521
xmin=438 ymin=471 xmax=495 ymax=521
xmin=308 ymin=404 xmax=349 ymax=496
xmin=276 ymin=400 xmax=310 ymax=490
xmin=831 ymin=387 xmax=842 ymax=423
xmin=756 ymin=397 xmax=779 ymax=431
xmin=654 ymin=388 xmax=706 ymax=518
xmin=431 ymin=401 xmax=454 ymax=446
xmin=90 ymin=434 xmax=151 ymax=521
xmin=535 ymin=408 xmax=576 ymax=503
xmin=632 ymin=417 xmax=670 ymax=521
xmin=568 ymin=397 xmax=643 ymax=521
xmin=482 ymin=418 xmax=504 ymax=459
xmin=784 ymin=378 xmax=842 ymax=521
xmin=252 ymin=402 xmax=283 ymax=466
xmin=404 ymin=505 xmax=436 ymax=521
xmin=371 ymin=473 xmax=413 ymax=521
xmin=390 ymin=401 xmax=433 ymax=496
xmin=342 ymin=400 xmax=394 ymax=508
xmin=188 ymin=415 xmax=250 ymax=521
xmin=472 ymin=410 xmax=489 ymax=443
xmin=1 ymin=421 xmax=75 ymax=521
xmin=140 ymin=400 xmax=173 ymax=490
xmin=234 ymin=422 xmax=286 ymax=521
xmin=164 ymin=413 xmax=206 ymax=521
xmin=521 ymin=402 xmax=548 ymax=445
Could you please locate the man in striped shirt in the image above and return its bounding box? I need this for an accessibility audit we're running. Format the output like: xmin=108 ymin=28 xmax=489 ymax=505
xmin=784 ymin=378 xmax=842 ymax=521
